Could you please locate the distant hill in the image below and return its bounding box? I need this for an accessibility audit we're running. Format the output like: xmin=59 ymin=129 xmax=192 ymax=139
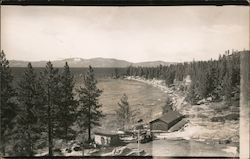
xmin=133 ymin=61 xmax=174 ymax=67
xmin=9 ymin=58 xmax=174 ymax=68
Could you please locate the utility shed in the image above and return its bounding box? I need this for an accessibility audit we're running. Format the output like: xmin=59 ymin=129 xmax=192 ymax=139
xmin=94 ymin=130 xmax=121 ymax=146
xmin=149 ymin=111 xmax=184 ymax=131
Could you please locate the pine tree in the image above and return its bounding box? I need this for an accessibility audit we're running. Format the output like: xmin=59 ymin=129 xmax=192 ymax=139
xmin=165 ymin=69 xmax=175 ymax=86
xmin=76 ymin=65 xmax=104 ymax=144
xmin=162 ymin=97 xmax=173 ymax=114
xmin=0 ymin=51 xmax=17 ymax=156
xmin=208 ymin=66 xmax=219 ymax=100
xmin=56 ymin=62 xmax=77 ymax=141
xmin=126 ymin=65 xmax=132 ymax=76
xmin=186 ymin=82 xmax=197 ymax=104
xmin=12 ymin=63 xmax=44 ymax=156
xmin=115 ymin=94 xmax=135 ymax=130
xmin=195 ymin=64 xmax=211 ymax=99
xmin=222 ymin=72 xmax=233 ymax=104
xmin=41 ymin=61 xmax=61 ymax=156
xmin=114 ymin=68 xmax=119 ymax=79
xmin=123 ymin=50 xmax=242 ymax=106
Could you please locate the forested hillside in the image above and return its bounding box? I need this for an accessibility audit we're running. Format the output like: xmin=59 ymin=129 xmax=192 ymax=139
xmin=0 ymin=50 xmax=248 ymax=156
xmin=126 ymin=50 xmax=244 ymax=106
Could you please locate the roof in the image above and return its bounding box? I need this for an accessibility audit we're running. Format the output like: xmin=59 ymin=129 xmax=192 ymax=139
xmin=94 ymin=129 xmax=119 ymax=137
xmin=149 ymin=110 xmax=183 ymax=124
xmin=168 ymin=119 xmax=188 ymax=132
xmin=133 ymin=122 xmax=145 ymax=130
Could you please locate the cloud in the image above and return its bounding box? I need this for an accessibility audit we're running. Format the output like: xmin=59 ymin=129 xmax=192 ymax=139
xmin=1 ymin=6 xmax=249 ymax=62
xmin=202 ymin=24 xmax=243 ymax=34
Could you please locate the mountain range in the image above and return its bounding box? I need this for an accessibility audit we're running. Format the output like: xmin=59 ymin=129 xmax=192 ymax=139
xmin=9 ymin=57 xmax=175 ymax=67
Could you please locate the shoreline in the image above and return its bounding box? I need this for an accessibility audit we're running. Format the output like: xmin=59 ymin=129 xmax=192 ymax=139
xmin=125 ymin=76 xmax=239 ymax=156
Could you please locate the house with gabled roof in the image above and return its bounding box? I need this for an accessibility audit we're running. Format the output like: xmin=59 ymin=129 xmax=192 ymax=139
xmin=149 ymin=110 xmax=184 ymax=132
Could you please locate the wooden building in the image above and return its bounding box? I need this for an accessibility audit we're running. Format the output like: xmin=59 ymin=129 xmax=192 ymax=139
xmin=94 ymin=130 xmax=121 ymax=146
xmin=149 ymin=110 xmax=184 ymax=132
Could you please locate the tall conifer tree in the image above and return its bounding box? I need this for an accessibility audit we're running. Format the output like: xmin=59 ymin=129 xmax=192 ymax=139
xmin=162 ymin=97 xmax=173 ymax=114
xmin=41 ymin=61 xmax=61 ymax=156
xmin=0 ymin=51 xmax=16 ymax=156
xmin=12 ymin=63 xmax=44 ymax=156
xmin=115 ymin=94 xmax=138 ymax=130
xmin=56 ymin=62 xmax=77 ymax=141
xmin=76 ymin=65 xmax=104 ymax=143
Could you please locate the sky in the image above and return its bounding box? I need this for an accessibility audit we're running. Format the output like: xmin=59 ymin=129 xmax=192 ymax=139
xmin=1 ymin=6 xmax=249 ymax=62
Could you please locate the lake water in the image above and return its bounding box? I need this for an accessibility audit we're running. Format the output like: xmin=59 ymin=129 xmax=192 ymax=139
xmin=127 ymin=139 xmax=238 ymax=157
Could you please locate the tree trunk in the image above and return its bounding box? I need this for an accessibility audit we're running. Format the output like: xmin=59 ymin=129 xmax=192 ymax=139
xmin=48 ymin=87 xmax=53 ymax=156
xmin=88 ymin=103 xmax=91 ymax=143
xmin=82 ymin=134 xmax=85 ymax=156
xmin=1 ymin=138 xmax=5 ymax=156
xmin=2 ymin=146 xmax=5 ymax=157
xmin=48 ymin=108 xmax=53 ymax=156
xmin=27 ymin=125 xmax=33 ymax=156
xmin=64 ymin=119 xmax=68 ymax=141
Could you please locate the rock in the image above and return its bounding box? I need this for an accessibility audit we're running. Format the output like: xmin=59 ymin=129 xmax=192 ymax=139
xmin=54 ymin=148 xmax=61 ymax=152
xmin=219 ymin=139 xmax=231 ymax=144
xmin=66 ymin=148 xmax=72 ymax=153
xmin=197 ymin=99 xmax=206 ymax=105
xmin=73 ymin=146 xmax=81 ymax=151
xmin=210 ymin=116 xmax=225 ymax=122
xmin=206 ymin=97 xmax=212 ymax=102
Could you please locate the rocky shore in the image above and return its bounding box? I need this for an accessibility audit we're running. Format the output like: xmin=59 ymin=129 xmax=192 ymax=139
xmin=125 ymin=76 xmax=239 ymax=155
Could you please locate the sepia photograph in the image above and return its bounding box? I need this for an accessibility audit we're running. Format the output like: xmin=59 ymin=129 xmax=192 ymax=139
xmin=0 ymin=5 xmax=249 ymax=158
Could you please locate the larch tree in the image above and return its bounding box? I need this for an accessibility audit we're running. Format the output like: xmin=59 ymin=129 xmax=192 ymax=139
xmin=76 ymin=65 xmax=104 ymax=144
